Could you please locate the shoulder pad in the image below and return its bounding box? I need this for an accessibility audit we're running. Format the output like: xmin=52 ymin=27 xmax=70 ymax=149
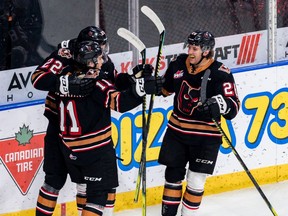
xmin=57 ymin=48 xmax=73 ymax=59
xmin=218 ymin=64 xmax=231 ymax=74
xmin=102 ymin=59 xmax=115 ymax=71
xmin=210 ymin=61 xmax=231 ymax=74
xmin=176 ymin=53 xmax=188 ymax=61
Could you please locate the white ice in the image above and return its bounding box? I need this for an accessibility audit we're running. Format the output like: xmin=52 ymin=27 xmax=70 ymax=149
xmin=114 ymin=180 xmax=288 ymax=216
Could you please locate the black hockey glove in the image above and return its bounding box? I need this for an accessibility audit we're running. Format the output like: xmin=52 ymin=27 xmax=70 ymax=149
xmin=57 ymin=38 xmax=77 ymax=51
xmin=130 ymin=64 xmax=164 ymax=97
xmin=130 ymin=64 xmax=153 ymax=81
xmin=144 ymin=75 xmax=164 ymax=95
xmin=131 ymin=75 xmax=164 ymax=97
xmin=57 ymin=75 xmax=96 ymax=96
xmin=201 ymin=94 xmax=229 ymax=119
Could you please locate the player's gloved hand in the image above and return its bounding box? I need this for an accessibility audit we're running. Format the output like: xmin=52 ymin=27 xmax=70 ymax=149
xmin=131 ymin=75 xmax=164 ymax=97
xmin=201 ymin=94 xmax=229 ymax=118
xmin=132 ymin=77 xmax=146 ymax=97
xmin=144 ymin=75 xmax=164 ymax=95
xmin=57 ymin=75 xmax=96 ymax=96
xmin=57 ymin=38 xmax=77 ymax=51
xmin=130 ymin=64 xmax=153 ymax=81
xmin=130 ymin=64 xmax=164 ymax=97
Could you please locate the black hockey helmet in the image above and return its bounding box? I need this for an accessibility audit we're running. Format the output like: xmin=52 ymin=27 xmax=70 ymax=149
xmin=77 ymin=26 xmax=109 ymax=62
xmin=185 ymin=30 xmax=215 ymax=51
xmin=74 ymin=40 xmax=103 ymax=67
xmin=77 ymin=26 xmax=107 ymax=45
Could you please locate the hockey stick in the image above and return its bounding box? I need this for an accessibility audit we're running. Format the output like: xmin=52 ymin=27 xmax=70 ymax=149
xmin=141 ymin=5 xmax=165 ymax=124
xmin=133 ymin=6 xmax=166 ymax=207
xmin=199 ymin=68 xmax=278 ymax=216
xmin=212 ymin=118 xmax=278 ymax=216
xmin=117 ymin=27 xmax=149 ymax=216
xmin=117 ymin=28 xmax=146 ymax=60
xmin=117 ymin=28 xmax=147 ymax=212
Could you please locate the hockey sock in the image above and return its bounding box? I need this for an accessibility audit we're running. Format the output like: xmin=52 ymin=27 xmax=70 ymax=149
xmin=181 ymin=170 xmax=207 ymax=216
xmin=35 ymin=183 xmax=59 ymax=215
xmin=181 ymin=186 xmax=204 ymax=216
xmin=103 ymin=188 xmax=116 ymax=216
xmin=82 ymin=203 xmax=105 ymax=216
xmin=77 ymin=193 xmax=87 ymax=216
xmin=161 ymin=181 xmax=182 ymax=216
xmin=76 ymin=184 xmax=87 ymax=215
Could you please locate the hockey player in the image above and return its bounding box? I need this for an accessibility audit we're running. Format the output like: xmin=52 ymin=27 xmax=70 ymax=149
xmin=56 ymin=26 xmax=121 ymax=215
xmin=157 ymin=30 xmax=240 ymax=216
xmin=56 ymin=41 xmax=159 ymax=216
xmin=32 ymin=34 xmax=161 ymax=215
xmin=31 ymin=26 xmax=129 ymax=216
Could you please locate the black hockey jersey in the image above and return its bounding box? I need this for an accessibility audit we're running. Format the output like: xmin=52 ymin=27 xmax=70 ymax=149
xmin=31 ymin=46 xmax=117 ymax=123
xmin=162 ymin=54 xmax=240 ymax=138
xmin=31 ymin=47 xmax=76 ymax=123
xmin=59 ymin=79 xmax=142 ymax=152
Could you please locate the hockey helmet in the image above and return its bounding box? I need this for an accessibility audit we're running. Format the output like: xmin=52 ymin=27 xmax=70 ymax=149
xmin=77 ymin=26 xmax=109 ymax=62
xmin=185 ymin=30 xmax=215 ymax=52
xmin=77 ymin=26 xmax=107 ymax=45
xmin=75 ymin=40 xmax=103 ymax=67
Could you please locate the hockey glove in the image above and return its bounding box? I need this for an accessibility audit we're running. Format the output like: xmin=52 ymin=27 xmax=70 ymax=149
xmin=57 ymin=38 xmax=77 ymax=51
xmin=144 ymin=75 xmax=164 ymax=95
xmin=131 ymin=75 xmax=164 ymax=97
xmin=132 ymin=77 xmax=146 ymax=97
xmin=130 ymin=64 xmax=153 ymax=80
xmin=201 ymin=94 xmax=229 ymax=118
xmin=57 ymin=75 xmax=96 ymax=96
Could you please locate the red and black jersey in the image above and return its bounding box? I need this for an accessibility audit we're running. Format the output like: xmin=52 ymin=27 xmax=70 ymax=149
xmin=162 ymin=54 xmax=240 ymax=138
xmin=59 ymin=79 xmax=142 ymax=152
xmin=31 ymin=48 xmax=77 ymax=123
xmin=31 ymin=46 xmax=118 ymax=124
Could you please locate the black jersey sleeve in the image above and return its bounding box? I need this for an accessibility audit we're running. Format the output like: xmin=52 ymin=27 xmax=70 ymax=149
xmin=162 ymin=61 xmax=176 ymax=95
xmin=222 ymin=72 xmax=240 ymax=120
xmin=209 ymin=62 xmax=240 ymax=120
xmin=101 ymin=56 xmax=116 ymax=84
xmin=31 ymin=48 xmax=74 ymax=91
xmin=92 ymin=79 xmax=142 ymax=113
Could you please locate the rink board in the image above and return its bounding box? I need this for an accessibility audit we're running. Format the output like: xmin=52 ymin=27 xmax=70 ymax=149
xmin=1 ymin=29 xmax=288 ymax=215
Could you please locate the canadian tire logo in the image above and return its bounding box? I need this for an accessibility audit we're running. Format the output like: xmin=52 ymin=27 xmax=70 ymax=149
xmin=0 ymin=124 xmax=45 ymax=195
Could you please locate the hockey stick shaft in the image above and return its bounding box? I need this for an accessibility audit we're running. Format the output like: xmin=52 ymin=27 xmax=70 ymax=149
xmin=140 ymin=6 xmax=165 ymax=134
xmin=134 ymin=7 xmax=166 ymax=210
xmin=212 ymin=118 xmax=278 ymax=216
xmin=117 ymin=28 xmax=146 ymax=203
xmin=146 ymin=30 xmax=165 ymax=130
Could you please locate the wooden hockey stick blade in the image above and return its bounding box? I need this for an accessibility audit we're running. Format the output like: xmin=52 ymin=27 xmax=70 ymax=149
xmin=117 ymin=28 xmax=146 ymax=53
xmin=141 ymin=6 xmax=165 ymax=34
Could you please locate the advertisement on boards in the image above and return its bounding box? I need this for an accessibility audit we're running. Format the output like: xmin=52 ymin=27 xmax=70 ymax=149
xmin=1 ymin=28 xmax=288 ymax=214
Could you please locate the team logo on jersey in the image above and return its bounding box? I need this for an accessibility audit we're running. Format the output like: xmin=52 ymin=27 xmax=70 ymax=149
xmin=58 ymin=48 xmax=73 ymax=59
xmin=174 ymin=70 xmax=184 ymax=79
xmin=218 ymin=64 xmax=230 ymax=74
xmin=178 ymin=81 xmax=200 ymax=116
xmin=0 ymin=124 xmax=44 ymax=195
xmin=69 ymin=154 xmax=77 ymax=160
